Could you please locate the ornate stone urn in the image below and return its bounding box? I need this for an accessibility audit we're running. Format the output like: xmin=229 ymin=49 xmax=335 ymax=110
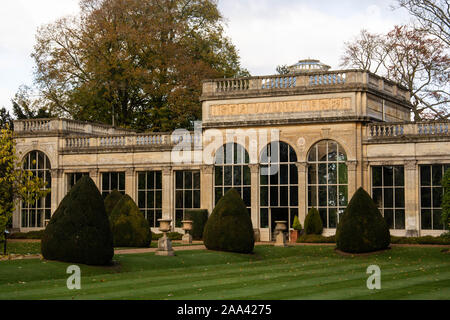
xmin=274 ymin=220 xmax=288 ymax=247
xmin=181 ymin=220 xmax=193 ymax=244
xmin=155 ymin=219 xmax=175 ymax=256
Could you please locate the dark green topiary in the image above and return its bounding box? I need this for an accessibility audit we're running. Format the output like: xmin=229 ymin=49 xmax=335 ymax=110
xmin=336 ymin=187 xmax=390 ymax=253
xmin=203 ymin=188 xmax=254 ymax=253
xmin=110 ymin=194 xmax=151 ymax=247
xmin=304 ymin=208 xmax=323 ymax=235
xmin=185 ymin=209 xmax=209 ymax=240
xmin=104 ymin=190 xmax=124 ymax=216
xmin=41 ymin=176 xmax=113 ymax=265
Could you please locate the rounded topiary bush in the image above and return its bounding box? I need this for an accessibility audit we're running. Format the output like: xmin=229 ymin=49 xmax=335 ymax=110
xmin=41 ymin=176 xmax=114 ymax=265
xmin=304 ymin=208 xmax=323 ymax=235
xmin=203 ymin=188 xmax=254 ymax=253
xmin=104 ymin=189 xmax=124 ymax=216
xmin=110 ymin=194 xmax=151 ymax=247
xmin=336 ymin=187 xmax=390 ymax=253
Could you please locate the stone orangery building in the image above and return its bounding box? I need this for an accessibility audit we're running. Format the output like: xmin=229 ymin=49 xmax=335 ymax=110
xmin=12 ymin=60 xmax=450 ymax=241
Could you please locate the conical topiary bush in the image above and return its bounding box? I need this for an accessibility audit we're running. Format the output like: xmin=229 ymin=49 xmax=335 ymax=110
xmin=104 ymin=189 xmax=124 ymax=216
xmin=110 ymin=194 xmax=151 ymax=247
xmin=41 ymin=176 xmax=114 ymax=265
xmin=336 ymin=187 xmax=390 ymax=253
xmin=304 ymin=208 xmax=323 ymax=235
xmin=203 ymin=188 xmax=254 ymax=253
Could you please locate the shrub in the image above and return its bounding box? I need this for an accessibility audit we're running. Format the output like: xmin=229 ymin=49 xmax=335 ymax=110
xmin=203 ymin=188 xmax=254 ymax=253
xmin=391 ymin=235 xmax=450 ymax=245
xmin=442 ymin=168 xmax=450 ymax=230
xmin=110 ymin=194 xmax=151 ymax=247
xmin=8 ymin=230 xmax=45 ymax=239
xmin=104 ymin=190 xmax=124 ymax=216
xmin=336 ymin=187 xmax=390 ymax=253
xmin=297 ymin=234 xmax=336 ymax=243
xmin=292 ymin=215 xmax=302 ymax=231
xmin=152 ymin=232 xmax=183 ymax=241
xmin=185 ymin=209 xmax=208 ymax=240
xmin=304 ymin=208 xmax=323 ymax=235
xmin=41 ymin=176 xmax=114 ymax=265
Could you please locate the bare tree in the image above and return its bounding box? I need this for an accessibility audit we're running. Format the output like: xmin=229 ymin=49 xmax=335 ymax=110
xmin=340 ymin=25 xmax=449 ymax=121
xmin=396 ymin=0 xmax=450 ymax=46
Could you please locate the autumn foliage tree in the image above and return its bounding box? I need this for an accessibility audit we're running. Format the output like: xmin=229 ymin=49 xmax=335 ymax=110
xmin=0 ymin=126 xmax=49 ymax=241
xmin=340 ymin=25 xmax=449 ymax=121
xmin=31 ymin=0 xmax=248 ymax=132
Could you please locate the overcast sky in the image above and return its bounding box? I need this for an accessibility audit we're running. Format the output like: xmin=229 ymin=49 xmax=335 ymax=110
xmin=0 ymin=0 xmax=411 ymax=112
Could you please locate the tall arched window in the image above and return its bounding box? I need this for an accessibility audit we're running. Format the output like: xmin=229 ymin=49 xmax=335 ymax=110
xmin=214 ymin=143 xmax=251 ymax=211
xmin=21 ymin=150 xmax=51 ymax=228
xmin=260 ymin=141 xmax=298 ymax=239
xmin=307 ymin=140 xmax=348 ymax=229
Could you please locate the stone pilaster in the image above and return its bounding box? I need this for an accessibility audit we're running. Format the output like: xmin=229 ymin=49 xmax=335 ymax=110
xmin=51 ymin=169 xmax=63 ymax=217
xmin=248 ymin=163 xmax=260 ymax=230
xmin=346 ymin=160 xmax=358 ymax=198
xmin=161 ymin=166 xmax=172 ymax=222
xmin=89 ymin=168 xmax=100 ymax=191
xmin=296 ymin=161 xmax=308 ymax=224
xmin=201 ymin=165 xmax=214 ymax=215
xmin=125 ymin=167 xmax=135 ymax=201
xmin=362 ymin=160 xmax=370 ymax=192
xmin=404 ymin=160 xmax=419 ymax=236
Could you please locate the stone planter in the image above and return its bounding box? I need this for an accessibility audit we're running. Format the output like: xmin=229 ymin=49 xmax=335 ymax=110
xmin=290 ymin=230 xmax=299 ymax=243
xmin=155 ymin=219 xmax=175 ymax=256
xmin=274 ymin=220 xmax=288 ymax=247
xmin=181 ymin=220 xmax=193 ymax=244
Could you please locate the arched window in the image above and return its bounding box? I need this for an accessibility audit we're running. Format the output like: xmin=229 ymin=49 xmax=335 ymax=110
xmin=260 ymin=141 xmax=298 ymax=239
xmin=21 ymin=150 xmax=51 ymax=228
xmin=214 ymin=143 xmax=251 ymax=211
xmin=307 ymin=140 xmax=347 ymax=229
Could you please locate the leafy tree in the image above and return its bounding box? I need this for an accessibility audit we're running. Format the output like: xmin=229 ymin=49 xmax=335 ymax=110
xmin=396 ymin=0 xmax=449 ymax=46
xmin=442 ymin=168 xmax=450 ymax=230
xmin=340 ymin=25 xmax=449 ymax=121
xmin=11 ymin=85 xmax=52 ymax=120
xmin=276 ymin=64 xmax=290 ymax=75
xmin=32 ymin=0 xmax=249 ymax=132
xmin=0 ymin=108 xmax=13 ymax=129
xmin=0 ymin=125 xmax=48 ymax=241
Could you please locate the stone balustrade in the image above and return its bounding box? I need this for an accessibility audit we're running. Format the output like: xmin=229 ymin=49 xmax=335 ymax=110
xmin=201 ymin=70 xmax=409 ymax=101
xmin=366 ymin=121 xmax=450 ymax=140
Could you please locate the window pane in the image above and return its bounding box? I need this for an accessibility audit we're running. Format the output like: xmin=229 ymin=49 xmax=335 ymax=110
xmin=317 ymin=142 xmax=327 ymax=162
xmin=420 ymin=166 xmax=431 ymax=186
xmin=260 ymin=208 xmax=268 ymax=228
xmin=110 ymin=173 xmax=118 ymax=190
xmin=395 ymin=209 xmax=405 ymax=229
xmin=280 ymin=165 xmax=289 ymax=185
xmin=308 ymin=165 xmax=317 ymax=184
xmin=260 ymin=166 xmax=268 ymax=185
xmin=433 ymin=187 xmax=442 ymax=207
xmin=421 ymin=209 xmax=432 ymax=229
xmin=147 ymin=191 xmax=154 ymax=208
xmin=328 ymin=186 xmax=337 ymax=207
xmin=280 ymin=142 xmax=289 ymax=162
xmin=194 ymin=190 xmax=200 ymax=208
xmin=138 ymin=173 xmax=145 ymax=189
xmin=433 ymin=209 xmax=443 ymax=229
xmin=243 ymin=187 xmax=251 ymax=207
xmin=119 ymin=172 xmax=125 ymax=190
xmin=270 ymin=167 xmax=278 ymax=185
xmin=155 ymin=171 xmax=162 ymax=189
xmin=176 ymin=210 xmax=183 ymax=228
xmin=260 ymin=186 xmax=268 ymax=206
xmin=318 ymin=164 xmax=327 ymax=184
xmin=175 ymin=190 xmax=183 ymax=208
xmin=308 ymin=186 xmax=316 ymax=207
xmin=328 ymin=142 xmax=337 ymax=161
xmin=243 ymin=166 xmax=251 ymax=185
xmin=280 ymin=186 xmax=288 ymax=206
xmin=395 ymin=188 xmax=405 ymax=208
xmin=384 ymin=209 xmax=394 ymax=229
xmin=421 ymin=187 xmax=431 ymax=207
xmin=290 ymin=164 xmax=298 ymax=185
xmin=155 ymin=191 xmax=162 ymax=208
xmin=289 ymin=146 xmax=297 ymax=162
xmin=184 ymin=190 xmax=192 ymax=208
xmin=329 ymin=208 xmax=337 ymax=228
xmin=193 ymin=171 xmax=200 ymax=189
xmin=338 ymin=186 xmax=348 ymax=206
xmin=270 ymin=186 xmax=278 ymax=206
xmin=215 ymin=166 xmax=223 ymax=186
xmin=176 ymin=171 xmax=183 ymax=189
xmin=102 ymin=173 xmax=109 ymax=191
xmin=338 ymin=163 xmax=348 ymax=184
xmin=233 ymin=166 xmax=242 ymax=185
xmin=308 ymin=145 xmax=317 ymax=161
xmin=215 ymin=187 xmax=223 ymax=205
xmin=138 ymin=191 xmax=145 ymax=208
xmin=290 ymin=186 xmax=298 ymax=206
xmin=184 ymin=171 xmax=192 ymax=189
xmin=147 ymin=171 xmax=154 ymax=189
xmin=319 ymin=208 xmax=327 ymax=228
xmin=383 ymin=166 xmax=393 ymax=186
xmin=384 ymin=188 xmax=393 ymax=208
xmin=432 ymin=165 xmax=443 ymax=186
xmin=224 ymin=166 xmax=232 ymax=185
xmin=394 ymin=166 xmax=404 ymax=187
xmin=318 ymin=186 xmax=327 ymax=206
xmin=372 ymin=167 xmax=382 ymax=187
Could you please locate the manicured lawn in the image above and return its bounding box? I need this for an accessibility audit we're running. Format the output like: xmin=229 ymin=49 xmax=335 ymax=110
xmin=3 ymin=241 xmax=200 ymax=255
xmin=0 ymin=246 xmax=449 ymax=300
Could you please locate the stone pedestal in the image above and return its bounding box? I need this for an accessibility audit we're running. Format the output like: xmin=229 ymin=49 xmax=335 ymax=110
xmin=182 ymin=233 xmax=192 ymax=244
xmin=274 ymin=221 xmax=288 ymax=247
xmin=155 ymin=219 xmax=175 ymax=256
xmin=181 ymin=220 xmax=193 ymax=245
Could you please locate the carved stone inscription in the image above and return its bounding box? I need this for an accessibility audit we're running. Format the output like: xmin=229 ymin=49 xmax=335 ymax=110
xmin=210 ymin=98 xmax=352 ymax=117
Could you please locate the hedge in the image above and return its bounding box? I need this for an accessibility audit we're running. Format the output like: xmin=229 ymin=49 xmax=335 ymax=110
xmin=185 ymin=209 xmax=208 ymax=240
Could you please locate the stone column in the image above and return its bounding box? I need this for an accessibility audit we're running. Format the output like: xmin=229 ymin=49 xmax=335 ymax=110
xmin=125 ymin=167 xmax=135 ymax=200
xmin=362 ymin=160 xmax=370 ymax=192
xmin=50 ymin=169 xmax=63 ymax=218
xmin=346 ymin=160 xmax=358 ymax=198
xmin=404 ymin=160 xmax=419 ymax=237
xmin=201 ymin=165 xmax=214 ymax=214
xmin=249 ymin=163 xmax=260 ymax=240
xmin=89 ymin=168 xmax=100 ymax=191
xmin=296 ymin=162 xmax=308 ymax=225
xmin=161 ymin=166 xmax=172 ymax=222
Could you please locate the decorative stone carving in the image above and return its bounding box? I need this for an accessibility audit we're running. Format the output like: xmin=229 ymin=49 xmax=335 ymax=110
xmin=155 ymin=219 xmax=175 ymax=256
xmin=274 ymin=221 xmax=288 ymax=247
xmin=295 ymin=162 xmax=307 ymax=173
xmin=89 ymin=168 xmax=99 ymax=178
xmin=51 ymin=169 xmax=63 ymax=178
xmin=404 ymin=160 xmax=417 ymax=171
xmin=125 ymin=167 xmax=135 ymax=175
xmin=201 ymin=164 xmax=214 ymax=174
xmin=346 ymin=160 xmax=358 ymax=171
xmin=162 ymin=166 xmax=172 ymax=175
xmin=248 ymin=163 xmax=259 ymax=174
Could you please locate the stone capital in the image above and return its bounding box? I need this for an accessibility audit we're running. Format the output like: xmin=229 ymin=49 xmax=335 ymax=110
xmin=162 ymin=166 xmax=172 ymax=175
xmin=295 ymin=161 xmax=308 ymax=173
xmin=201 ymin=164 xmax=214 ymax=174
xmin=50 ymin=168 xmax=63 ymax=178
xmin=404 ymin=160 xmax=417 ymax=171
xmin=248 ymin=163 xmax=259 ymax=174
xmin=346 ymin=160 xmax=358 ymax=171
xmin=125 ymin=167 xmax=135 ymax=175
xmin=89 ymin=168 xmax=99 ymax=177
